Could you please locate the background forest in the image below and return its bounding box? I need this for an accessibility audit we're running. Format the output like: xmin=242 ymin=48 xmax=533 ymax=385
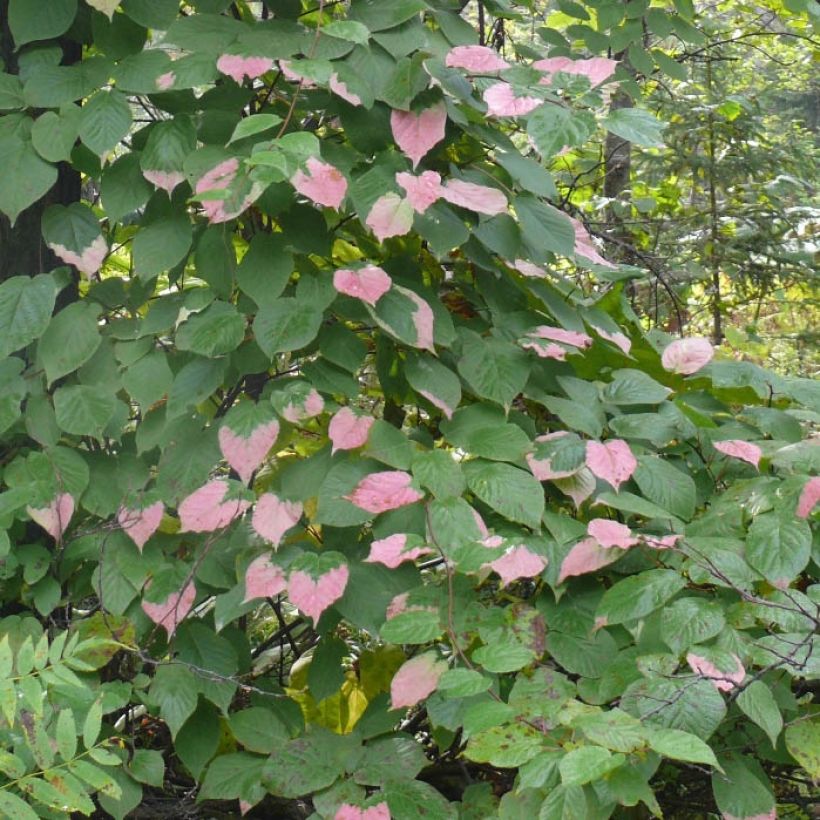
xmin=0 ymin=0 xmax=818 ymax=819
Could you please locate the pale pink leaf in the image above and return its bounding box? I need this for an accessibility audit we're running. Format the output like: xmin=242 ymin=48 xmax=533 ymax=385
xmin=219 ymin=419 xmax=280 ymax=484
xmin=687 ymin=652 xmax=745 ymax=692
xmin=722 ymin=812 xmax=776 ymax=820
xmin=440 ymin=179 xmax=508 ymax=216
xmin=796 ymin=476 xmax=820 ymax=518
xmin=329 ymin=73 xmax=362 ymax=106
xmin=486 ymin=545 xmax=547 ymax=585
xmin=386 ymin=592 xmax=409 ymax=620
xmin=713 ymin=440 xmax=762 ymax=469
xmin=553 ymin=467 xmax=596 ymax=507
xmin=195 ymin=157 xmax=260 ymax=223
xmin=472 ymin=507 xmax=489 ymax=538
xmin=585 ymin=439 xmax=637 ymax=491
xmin=251 ymin=493 xmax=303 ymax=547
xmin=365 ymin=534 xmax=433 ymax=569
xmin=243 ymin=554 xmax=287 ymax=603
xmin=417 ymin=389 xmax=455 ymax=420
xmin=534 ymin=56 xmax=618 ymax=87
xmin=661 ymin=337 xmax=714 ymax=375
xmin=445 ymin=45 xmax=510 ymax=73
xmin=558 ymin=537 xmax=622 ymax=583
xmin=593 ymin=326 xmax=631 ymax=354
xmin=483 ymin=82 xmax=541 ymax=117
xmin=196 ymin=158 xmax=238 ymax=195
xmin=641 ymin=533 xmax=682 ymax=550
xmin=390 ymin=652 xmax=447 ymax=709
xmin=395 ymin=171 xmax=443 ymax=214
xmin=513 ymin=259 xmax=547 ymax=278
xmin=27 ymin=493 xmax=74 ymax=541
xmin=400 ymin=286 xmax=435 ymax=352
xmin=520 ymin=339 xmax=567 ymax=360
xmin=291 ymin=156 xmax=347 ymax=209
xmin=333 ymin=265 xmax=392 ymax=306
xmin=366 ymin=193 xmax=414 ymax=242
xmin=390 ymin=102 xmax=447 ymax=168
xmin=143 ymin=169 xmax=185 ymax=194
xmin=287 ymin=564 xmax=349 ymax=622
xmin=118 ymin=501 xmax=164 ymax=551
xmin=531 ymin=325 xmax=592 ymax=348
xmin=328 ymin=407 xmax=374 ymax=453
xmin=345 ymin=471 xmax=424 ymax=515
xmin=335 ymin=802 xmax=391 ymax=820
xmin=282 ymin=389 xmax=324 ymax=423
xmin=155 ymin=71 xmax=175 ymax=91
xmin=216 ymin=54 xmax=274 ymax=83
xmin=526 ymin=432 xmax=577 ymax=481
xmin=48 ymin=235 xmax=107 ymax=277
xmin=570 ymin=217 xmax=616 ymax=269
xmin=178 ymin=480 xmax=251 ymax=532
xmin=280 ymin=60 xmax=317 ymax=88
xmin=587 ymin=518 xmax=638 ymax=549
xmin=142 ymin=581 xmax=196 ymax=638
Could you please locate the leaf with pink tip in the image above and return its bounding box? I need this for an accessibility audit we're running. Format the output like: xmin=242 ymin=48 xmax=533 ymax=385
xmin=333 ymin=265 xmax=392 ymax=306
xmin=329 ymin=407 xmax=374 ymax=453
xmin=553 ymin=468 xmax=596 ymax=507
xmin=216 ymin=54 xmax=274 ymax=83
xmin=513 ymin=259 xmax=548 ymax=278
xmin=687 ymin=651 xmax=745 ymax=692
xmin=251 ymin=493 xmax=303 ymax=547
xmin=273 ymin=382 xmax=325 ymax=423
xmin=243 ymin=554 xmax=287 ymax=603
xmin=395 ymin=171 xmax=443 ymax=214
xmin=483 ymin=82 xmax=541 ymax=117
xmin=118 ymin=501 xmax=164 ymax=551
xmin=661 ymin=337 xmax=714 ymax=375
xmin=440 ymin=179 xmax=508 ymax=216
xmin=531 ymin=325 xmax=592 ymax=348
xmin=345 ymin=471 xmax=424 ymax=515
xmin=593 ymin=326 xmax=631 ymax=354
xmin=390 ymin=652 xmax=447 ymax=709
xmin=386 ymin=592 xmax=410 ymax=620
xmin=558 ymin=537 xmax=622 ymax=583
xmin=587 ymin=518 xmax=638 ymax=549
xmin=178 ymin=480 xmax=251 ymax=532
xmin=796 ymin=476 xmax=820 ymax=518
xmin=445 ymin=45 xmax=510 ymax=73
xmin=365 ymin=533 xmax=433 ymax=569
xmin=713 ymin=440 xmax=762 ymax=469
xmin=287 ymin=552 xmax=349 ymax=622
xmin=291 ymin=156 xmax=348 ymax=209
xmin=143 ymin=169 xmax=186 ymax=194
xmin=570 ymin=217 xmax=616 ymax=269
xmin=585 ymin=439 xmax=637 ymax=491
xmin=156 ymin=71 xmax=175 ymax=91
xmin=641 ymin=533 xmax=682 ymax=550
xmin=402 ymin=287 xmax=436 ymax=352
xmin=335 ymin=802 xmax=390 ymax=820
xmin=390 ymin=102 xmax=447 ymax=168
xmin=366 ymin=193 xmax=414 ymax=242
xmin=520 ymin=339 xmax=567 ymax=360
xmin=219 ymin=414 xmax=280 ymax=484
xmin=486 ymin=545 xmax=547 ymax=585
xmin=195 ymin=157 xmax=262 ymax=223
xmin=534 ymin=56 xmax=618 ymax=87
xmin=142 ymin=580 xmax=196 ymax=637
xmin=329 ymin=73 xmax=362 ymax=106
xmin=27 ymin=493 xmax=74 ymax=541
xmin=526 ymin=432 xmax=583 ymax=481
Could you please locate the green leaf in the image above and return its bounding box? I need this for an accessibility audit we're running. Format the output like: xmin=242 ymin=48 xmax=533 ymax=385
xmin=514 ymin=195 xmax=575 ymax=259
xmin=597 ymin=569 xmax=686 ymax=626
xmin=0 ymin=275 xmax=57 ymax=358
xmin=9 ymin=0 xmax=77 ymax=47
xmin=133 ymin=212 xmax=193 ymax=277
xmin=229 ymin=707 xmax=289 ymax=755
xmin=440 ymin=404 xmax=530 ymax=462
xmin=559 ymin=746 xmax=622 ymax=785
xmin=660 ymin=597 xmax=725 ymax=654
xmin=324 ymin=20 xmax=371 ymax=44
xmin=472 ymin=641 xmax=536 ymax=673
xmin=464 ymin=459 xmax=544 ymax=530
xmin=538 ymin=784 xmax=587 ymax=820
xmin=253 ymin=298 xmax=323 ymax=359
xmin=405 ymin=354 xmax=462 ymax=420
xmin=437 ymin=668 xmax=491 ymax=698
xmin=101 ymin=153 xmax=153 ymax=223
xmin=411 ymin=449 xmax=465 ymax=499
xmin=633 ymin=456 xmax=696 ymax=521
xmin=79 ymin=90 xmax=133 ymax=156
xmin=645 ymin=726 xmax=720 ymax=768
xmin=349 ymin=0 xmax=430 ymax=32
xmin=31 ymin=107 xmax=82 ymax=162
xmin=527 ymin=105 xmax=591 ymax=157
xmin=83 ymin=699 xmax=103 ymax=748
xmin=199 ymin=752 xmax=267 ymax=802
xmin=228 ymin=113 xmax=283 ymax=144
xmin=56 ymin=707 xmax=78 ymax=762
xmin=121 ymin=0 xmax=180 ymax=29
xmin=602 ymin=107 xmax=666 ymax=147
xmin=0 ymin=73 xmax=25 ymax=111
xmin=41 ymin=203 xmax=105 ymax=274
xmin=465 ymin=724 xmax=544 ymax=768
xmin=128 ymin=749 xmax=165 ymax=787
xmin=785 ymin=715 xmax=820 ymax=779
xmin=457 ymin=331 xmax=530 ymax=410
xmin=353 ymin=736 xmax=427 ymax=786
xmin=737 ymin=681 xmax=783 ymax=748
xmin=38 ymin=301 xmax=102 ymax=386
xmin=53 ymin=384 xmax=117 ymax=438
xmin=711 ymin=756 xmax=775 ymax=820
xmin=745 ymin=513 xmax=811 ymax=587
xmin=176 ymin=301 xmax=245 ymax=357
xmin=380 ymin=609 xmax=441 ymax=644
xmin=148 ymin=665 xmax=198 ymax=738
xmin=601 ymin=369 xmax=670 ymax=405
xmin=0 ymin=135 xmax=58 ymax=224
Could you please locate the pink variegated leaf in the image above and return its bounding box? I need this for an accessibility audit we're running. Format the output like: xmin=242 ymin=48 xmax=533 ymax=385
xmin=796 ymin=476 xmax=820 ymax=518
xmin=641 ymin=533 xmax=682 ymax=550
xmin=143 ymin=169 xmax=185 ymax=194
xmin=386 ymin=593 xmax=409 ymax=620
xmin=195 ymin=158 xmax=262 ymax=224
xmin=366 ymin=193 xmax=414 ymax=242
xmin=687 ymin=651 xmax=745 ymax=692
xmin=27 ymin=493 xmax=75 ymax=541
xmin=570 ymin=217 xmax=616 ymax=269
xmin=526 ymin=432 xmax=578 ymax=481
xmin=558 ymin=537 xmax=622 ymax=583
xmin=280 ymin=60 xmax=317 ymax=88
xmin=483 ymin=82 xmax=541 ymax=117
xmin=390 ymin=652 xmax=447 ymax=709
xmin=178 ymin=480 xmax=251 ymax=532
xmin=520 ymin=339 xmax=567 ymax=360
xmin=486 ymin=545 xmax=547 ymax=585
xmin=553 ymin=467 xmax=596 ymax=507
xmin=156 ymin=71 xmax=175 ymax=91
xmin=661 ymin=337 xmax=714 ymax=375
xmin=287 ymin=553 xmax=349 ymax=622
xmin=329 ymin=73 xmax=362 ymax=106
xmin=390 ymin=102 xmax=447 ymax=168
xmin=333 ymin=265 xmax=392 ymax=306
xmin=48 ymin=235 xmax=108 ymax=278
xmin=440 ymin=179 xmax=508 ymax=216
xmin=118 ymin=501 xmax=164 ymax=551
xmin=398 ymin=286 xmax=436 ymax=352
xmin=291 ymin=157 xmax=347 ymax=209
xmin=587 ymin=518 xmax=638 ymax=549
xmin=395 ymin=171 xmax=443 ymax=214
xmin=243 ymin=554 xmax=287 ymax=603
xmin=217 ymin=54 xmax=274 ymax=83
xmin=328 ymin=407 xmax=374 ymax=453
xmin=513 ymin=259 xmax=548 ymax=278
xmin=251 ymin=493 xmax=303 ymax=547
xmin=335 ymin=802 xmax=391 ymax=820
xmin=142 ymin=581 xmax=196 ymax=638
xmin=445 ymin=45 xmax=510 ymax=73
xmin=219 ymin=419 xmax=280 ymax=484
xmin=531 ymin=325 xmax=592 ymax=348
xmin=276 ymin=385 xmax=325 ymax=423
xmin=345 ymin=471 xmax=424 ymax=515
xmin=365 ymin=533 xmax=433 ymax=569
xmin=593 ymin=326 xmax=632 ymax=354
xmin=585 ymin=439 xmax=637 ymax=491
xmin=534 ymin=56 xmax=618 ymax=87
xmin=713 ymin=439 xmax=762 ymax=469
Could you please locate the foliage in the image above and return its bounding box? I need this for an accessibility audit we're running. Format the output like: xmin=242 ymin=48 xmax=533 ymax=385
xmin=0 ymin=0 xmax=818 ymax=818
